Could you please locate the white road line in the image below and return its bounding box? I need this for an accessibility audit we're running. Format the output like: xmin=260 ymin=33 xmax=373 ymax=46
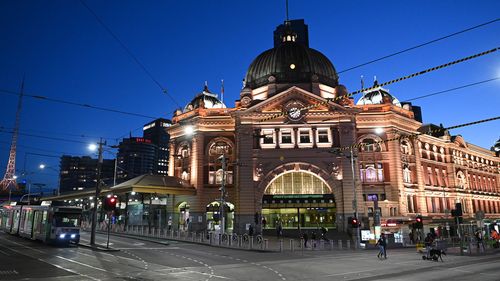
xmin=55 ymin=255 xmax=109 ymax=272
xmin=0 ymin=237 xmax=99 ymax=281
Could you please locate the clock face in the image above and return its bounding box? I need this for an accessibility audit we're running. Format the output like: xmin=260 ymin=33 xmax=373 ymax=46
xmin=288 ymin=107 xmax=302 ymax=120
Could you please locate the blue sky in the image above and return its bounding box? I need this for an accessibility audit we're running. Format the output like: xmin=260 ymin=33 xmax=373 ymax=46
xmin=0 ymin=0 xmax=499 ymax=192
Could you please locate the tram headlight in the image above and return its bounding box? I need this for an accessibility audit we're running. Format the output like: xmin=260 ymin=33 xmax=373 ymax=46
xmin=59 ymin=234 xmax=66 ymax=239
xmin=71 ymin=234 xmax=76 ymax=239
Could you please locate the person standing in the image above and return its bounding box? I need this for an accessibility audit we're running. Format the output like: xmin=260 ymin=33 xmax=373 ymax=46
xmin=376 ymin=233 xmax=387 ymax=259
xmin=276 ymin=223 xmax=283 ymax=239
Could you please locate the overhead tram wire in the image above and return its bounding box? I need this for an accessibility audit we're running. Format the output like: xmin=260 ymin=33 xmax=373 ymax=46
xmin=0 ymin=129 xmax=91 ymax=145
xmin=335 ymin=116 xmax=500 ymax=152
xmin=0 ymin=88 xmax=159 ymax=120
xmin=338 ymin=18 xmax=500 ymax=74
xmin=0 ymin=125 xmax=116 ymax=142
xmin=79 ymin=0 xmax=181 ymax=109
xmin=402 ymin=77 xmax=500 ymax=102
xmin=259 ymin=46 xmax=499 ymax=122
xmin=0 ymin=141 xmax=83 ymax=156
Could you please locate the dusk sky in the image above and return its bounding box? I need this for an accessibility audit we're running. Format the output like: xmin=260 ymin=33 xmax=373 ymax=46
xmin=0 ymin=0 xmax=499 ymax=192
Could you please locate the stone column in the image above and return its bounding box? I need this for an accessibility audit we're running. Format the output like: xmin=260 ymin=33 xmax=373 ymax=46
xmin=275 ymin=128 xmax=280 ymax=149
xmin=413 ymin=138 xmax=428 ymax=215
xmin=312 ymin=127 xmax=317 ymax=148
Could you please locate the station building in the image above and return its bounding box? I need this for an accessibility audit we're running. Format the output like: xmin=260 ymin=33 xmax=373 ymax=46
xmin=165 ymin=19 xmax=500 ymax=237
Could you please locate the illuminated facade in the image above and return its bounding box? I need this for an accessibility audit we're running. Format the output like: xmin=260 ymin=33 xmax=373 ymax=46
xmin=166 ymin=19 xmax=500 ymax=235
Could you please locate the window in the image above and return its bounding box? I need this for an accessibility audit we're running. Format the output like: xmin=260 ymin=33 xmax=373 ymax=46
xmin=360 ymin=163 xmax=384 ymax=182
xmin=360 ymin=138 xmax=381 ymax=152
xmin=207 ymin=140 xmax=234 ymax=185
xmin=401 ymin=140 xmax=412 ymax=155
xmin=456 ymin=171 xmax=466 ymax=188
xmin=264 ymin=171 xmax=330 ymax=195
xmin=299 ymin=130 xmax=310 ymax=143
xmin=317 ymin=129 xmax=329 ymax=143
xmin=281 ymin=129 xmax=292 ymax=144
xmin=263 ymin=134 xmax=274 ymax=144
xmin=403 ymin=165 xmax=411 ymax=183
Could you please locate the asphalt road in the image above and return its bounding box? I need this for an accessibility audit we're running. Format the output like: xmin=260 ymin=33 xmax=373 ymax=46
xmin=0 ymin=231 xmax=498 ymax=281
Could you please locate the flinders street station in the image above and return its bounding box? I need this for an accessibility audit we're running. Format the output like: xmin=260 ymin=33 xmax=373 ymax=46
xmin=165 ymin=19 xmax=500 ymax=239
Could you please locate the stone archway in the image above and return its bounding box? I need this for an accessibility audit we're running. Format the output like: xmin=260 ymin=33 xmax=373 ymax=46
xmin=257 ymin=162 xmax=339 ymax=233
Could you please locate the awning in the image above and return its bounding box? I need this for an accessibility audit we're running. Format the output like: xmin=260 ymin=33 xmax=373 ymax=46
xmin=42 ymin=175 xmax=196 ymax=201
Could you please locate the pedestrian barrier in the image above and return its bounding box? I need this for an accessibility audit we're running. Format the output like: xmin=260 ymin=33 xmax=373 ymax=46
xmin=346 ymin=240 xmax=351 ymax=249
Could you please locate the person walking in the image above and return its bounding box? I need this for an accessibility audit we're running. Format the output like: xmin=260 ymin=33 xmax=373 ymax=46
xmin=424 ymin=233 xmax=434 ymax=259
xmin=311 ymin=231 xmax=317 ymax=248
xmin=376 ymin=233 xmax=387 ymax=259
xmin=302 ymin=232 xmax=309 ymax=248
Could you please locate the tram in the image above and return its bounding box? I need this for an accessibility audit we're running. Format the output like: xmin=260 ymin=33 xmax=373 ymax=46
xmin=0 ymin=201 xmax=82 ymax=244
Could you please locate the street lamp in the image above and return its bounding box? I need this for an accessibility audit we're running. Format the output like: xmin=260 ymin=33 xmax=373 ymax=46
xmin=88 ymin=138 xmax=105 ymax=246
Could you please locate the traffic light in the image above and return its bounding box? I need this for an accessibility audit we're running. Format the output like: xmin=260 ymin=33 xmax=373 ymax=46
xmin=349 ymin=217 xmax=359 ymax=228
xmin=415 ymin=215 xmax=423 ymax=229
xmin=104 ymin=196 xmax=117 ymax=211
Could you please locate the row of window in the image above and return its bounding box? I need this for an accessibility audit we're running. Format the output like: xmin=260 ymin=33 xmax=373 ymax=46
xmin=260 ymin=128 xmax=334 ymax=148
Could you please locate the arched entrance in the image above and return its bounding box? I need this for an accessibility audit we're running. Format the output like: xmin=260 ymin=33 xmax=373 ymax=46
xmin=262 ymin=170 xmax=336 ymax=230
xmin=206 ymin=201 xmax=234 ymax=232
xmin=177 ymin=201 xmax=190 ymax=230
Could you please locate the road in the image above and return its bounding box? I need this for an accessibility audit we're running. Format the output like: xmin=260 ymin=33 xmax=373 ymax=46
xmin=0 ymin=231 xmax=498 ymax=280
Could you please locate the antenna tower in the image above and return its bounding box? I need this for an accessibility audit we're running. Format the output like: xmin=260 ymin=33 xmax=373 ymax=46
xmin=0 ymin=78 xmax=24 ymax=191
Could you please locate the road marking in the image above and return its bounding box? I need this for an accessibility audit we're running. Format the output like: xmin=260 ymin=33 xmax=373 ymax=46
xmin=55 ymin=255 xmax=109 ymax=272
xmin=0 ymin=249 xmax=10 ymax=256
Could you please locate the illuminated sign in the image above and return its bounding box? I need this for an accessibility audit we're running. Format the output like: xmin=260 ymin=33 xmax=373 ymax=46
xmin=143 ymin=123 xmax=156 ymax=130
xmin=135 ymin=138 xmax=152 ymax=144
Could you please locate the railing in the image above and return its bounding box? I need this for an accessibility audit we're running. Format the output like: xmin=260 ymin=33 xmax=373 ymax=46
xmin=82 ymin=223 xmax=362 ymax=252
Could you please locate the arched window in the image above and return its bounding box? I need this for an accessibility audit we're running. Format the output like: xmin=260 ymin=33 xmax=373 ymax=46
xmin=400 ymin=140 xmax=412 ymax=155
xmin=264 ymin=171 xmax=331 ymax=195
xmin=207 ymin=139 xmax=233 ymax=185
xmin=360 ymin=138 xmax=381 ymax=152
xmin=175 ymin=142 xmax=191 ymax=181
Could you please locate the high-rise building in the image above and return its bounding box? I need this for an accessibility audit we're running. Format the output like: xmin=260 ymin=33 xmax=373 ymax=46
xmin=116 ymin=137 xmax=157 ymax=182
xmin=59 ymin=155 xmax=115 ymax=194
xmin=143 ymin=118 xmax=171 ymax=175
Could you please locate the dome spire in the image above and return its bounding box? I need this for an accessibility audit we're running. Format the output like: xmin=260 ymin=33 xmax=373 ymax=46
xmin=285 ymin=0 xmax=289 ymax=22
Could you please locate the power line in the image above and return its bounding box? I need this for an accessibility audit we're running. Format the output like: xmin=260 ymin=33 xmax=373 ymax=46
xmin=0 ymin=125 xmax=116 ymax=142
xmin=0 ymin=141 xmax=82 ymax=156
xmin=402 ymin=77 xmax=500 ymax=102
xmin=0 ymin=88 xmax=159 ymax=119
xmin=338 ymin=18 xmax=500 ymax=74
xmin=0 ymin=129 xmax=89 ymax=145
xmin=79 ymin=0 xmax=181 ymax=109
xmin=260 ymin=47 xmax=499 ymax=122
xmin=337 ymin=116 xmax=500 ymax=152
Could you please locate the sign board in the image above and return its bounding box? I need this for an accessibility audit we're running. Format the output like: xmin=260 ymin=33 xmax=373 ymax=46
xmin=361 ymin=230 xmax=372 ymax=241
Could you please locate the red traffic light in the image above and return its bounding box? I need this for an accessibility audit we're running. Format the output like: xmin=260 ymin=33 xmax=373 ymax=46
xmin=416 ymin=216 xmax=422 ymax=223
xmin=350 ymin=217 xmax=359 ymax=228
xmin=104 ymin=196 xmax=117 ymax=211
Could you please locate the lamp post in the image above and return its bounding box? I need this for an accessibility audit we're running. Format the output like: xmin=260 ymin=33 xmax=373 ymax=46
xmin=218 ymin=154 xmax=226 ymax=235
xmin=89 ymin=138 xmax=105 ymax=246
xmin=348 ymin=146 xmax=361 ymax=248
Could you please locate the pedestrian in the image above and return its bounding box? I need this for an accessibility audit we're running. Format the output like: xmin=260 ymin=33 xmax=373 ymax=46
xmin=303 ymin=232 xmax=309 ymax=248
xmin=376 ymin=233 xmax=387 ymax=259
xmin=277 ymin=223 xmax=282 ymax=239
xmin=424 ymin=233 xmax=433 ymax=259
xmin=475 ymin=230 xmax=485 ymax=253
xmin=311 ymin=231 xmax=317 ymax=248
xmin=409 ymin=231 xmax=415 ymax=245
xmin=262 ymin=218 xmax=267 ymax=229
xmin=167 ymin=217 xmax=172 ymax=232
xmin=321 ymin=226 xmax=329 ymax=241
xmin=248 ymin=224 xmax=254 ymax=236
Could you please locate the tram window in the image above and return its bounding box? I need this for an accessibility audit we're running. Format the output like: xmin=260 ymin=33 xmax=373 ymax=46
xmin=53 ymin=214 xmax=80 ymax=227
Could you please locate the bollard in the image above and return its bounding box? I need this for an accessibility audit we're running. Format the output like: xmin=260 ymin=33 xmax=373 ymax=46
xmin=346 ymin=240 xmax=351 ymax=249
xmin=238 ymin=236 xmax=243 ymax=248
xmin=250 ymin=236 xmax=254 ymax=249
xmin=300 ymin=238 xmax=304 ymax=251
xmin=279 ymin=239 xmax=283 ymax=252
xmin=141 ymin=226 xmax=144 ymax=236
xmin=192 ymin=232 xmax=196 ymax=242
xmin=338 ymin=240 xmax=343 ymax=250
xmin=290 ymin=239 xmax=294 ymax=252
xmin=229 ymin=235 xmax=232 ymax=247
xmin=330 ymin=240 xmax=334 ymax=250
xmin=264 ymin=239 xmax=268 ymax=250
xmin=209 ymin=232 xmax=213 ymax=245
